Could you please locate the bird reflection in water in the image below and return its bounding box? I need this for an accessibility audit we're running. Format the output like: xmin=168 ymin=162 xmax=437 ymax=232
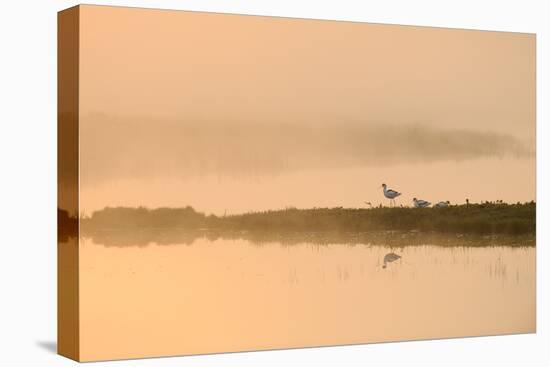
xmin=383 ymin=252 xmax=402 ymax=269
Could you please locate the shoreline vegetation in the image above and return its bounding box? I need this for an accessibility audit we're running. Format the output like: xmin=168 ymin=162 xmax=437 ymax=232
xmin=59 ymin=202 xmax=536 ymax=246
xmin=81 ymin=203 xmax=535 ymax=235
xmin=60 ymin=203 xmax=535 ymax=247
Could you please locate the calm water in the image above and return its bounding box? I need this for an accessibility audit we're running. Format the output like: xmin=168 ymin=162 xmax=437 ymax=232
xmin=76 ymin=234 xmax=535 ymax=361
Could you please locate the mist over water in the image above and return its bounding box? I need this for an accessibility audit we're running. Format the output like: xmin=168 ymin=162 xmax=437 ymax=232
xmin=81 ymin=115 xmax=532 ymax=182
xmin=78 ymin=115 xmax=535 ymax=214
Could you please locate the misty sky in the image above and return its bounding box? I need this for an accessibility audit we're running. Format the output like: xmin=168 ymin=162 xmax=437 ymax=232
xmin=78 ymin=6 xmax=535 ymax=215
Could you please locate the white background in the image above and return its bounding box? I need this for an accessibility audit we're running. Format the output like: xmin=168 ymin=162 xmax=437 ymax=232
xmin=0 ymin=0 xmax=547 ymax=366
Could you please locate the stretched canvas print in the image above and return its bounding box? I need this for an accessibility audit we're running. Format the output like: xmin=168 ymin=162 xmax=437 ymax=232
xmin=58 ymin=4 xmax=536 ymax=362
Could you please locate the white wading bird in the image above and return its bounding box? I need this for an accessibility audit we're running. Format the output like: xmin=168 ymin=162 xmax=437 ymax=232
xmin=435 ymin=201 xmax=450 ymax=208
xmin=413 ymin=198 xmax=431 ymax=208
xmin=381 ymin=183 xmax=401 ymax=207
xmin=382 ymin=252 xmax=402 ymax=269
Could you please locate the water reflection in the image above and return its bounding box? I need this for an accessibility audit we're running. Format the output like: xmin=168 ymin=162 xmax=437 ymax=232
xmin=81 ymin=227 xmax=535 ymax=248
xmin=382 ymin=252 xmax=402 ymax=269
xmin=78 ymin=232 xmax=535 ymax=361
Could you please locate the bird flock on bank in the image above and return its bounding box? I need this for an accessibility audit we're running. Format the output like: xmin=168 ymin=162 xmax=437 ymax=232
xmin=380 ymin=183 xmax=450 ymax=209
xmin=374 ymin=183 xmax=531 ymax=269
xmin=367 ymin=183 xmax=524 ymax=270
xmin=379 ymin=182 xmax=446 ymax=269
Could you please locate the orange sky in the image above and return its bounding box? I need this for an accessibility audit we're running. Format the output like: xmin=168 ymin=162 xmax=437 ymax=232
xmin=77 ymin=5 xmax=535 ymax=214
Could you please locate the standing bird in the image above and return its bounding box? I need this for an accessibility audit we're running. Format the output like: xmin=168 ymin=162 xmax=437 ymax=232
xmin=434 ymin=200 xmax=450 ymax=208
xmin=381 ymin=183 xmax=402 ymax=207
xmin=382 ymin=252 xmax=402 ymax=269
xmin=413 ymin=198 xmax=431 ymax=208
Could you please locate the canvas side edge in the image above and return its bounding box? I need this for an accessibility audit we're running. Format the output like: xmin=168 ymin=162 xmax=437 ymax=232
xmin=57 ymin=5 xmax=80 ymax=362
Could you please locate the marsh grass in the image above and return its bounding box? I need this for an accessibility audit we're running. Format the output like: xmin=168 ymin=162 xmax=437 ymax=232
xmin=81 ymin=202 xmax=535 ymax=236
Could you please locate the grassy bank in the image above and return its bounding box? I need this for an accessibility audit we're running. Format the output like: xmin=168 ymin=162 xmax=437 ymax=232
xmin=81 ymin=202 xmax=535 ymax=236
